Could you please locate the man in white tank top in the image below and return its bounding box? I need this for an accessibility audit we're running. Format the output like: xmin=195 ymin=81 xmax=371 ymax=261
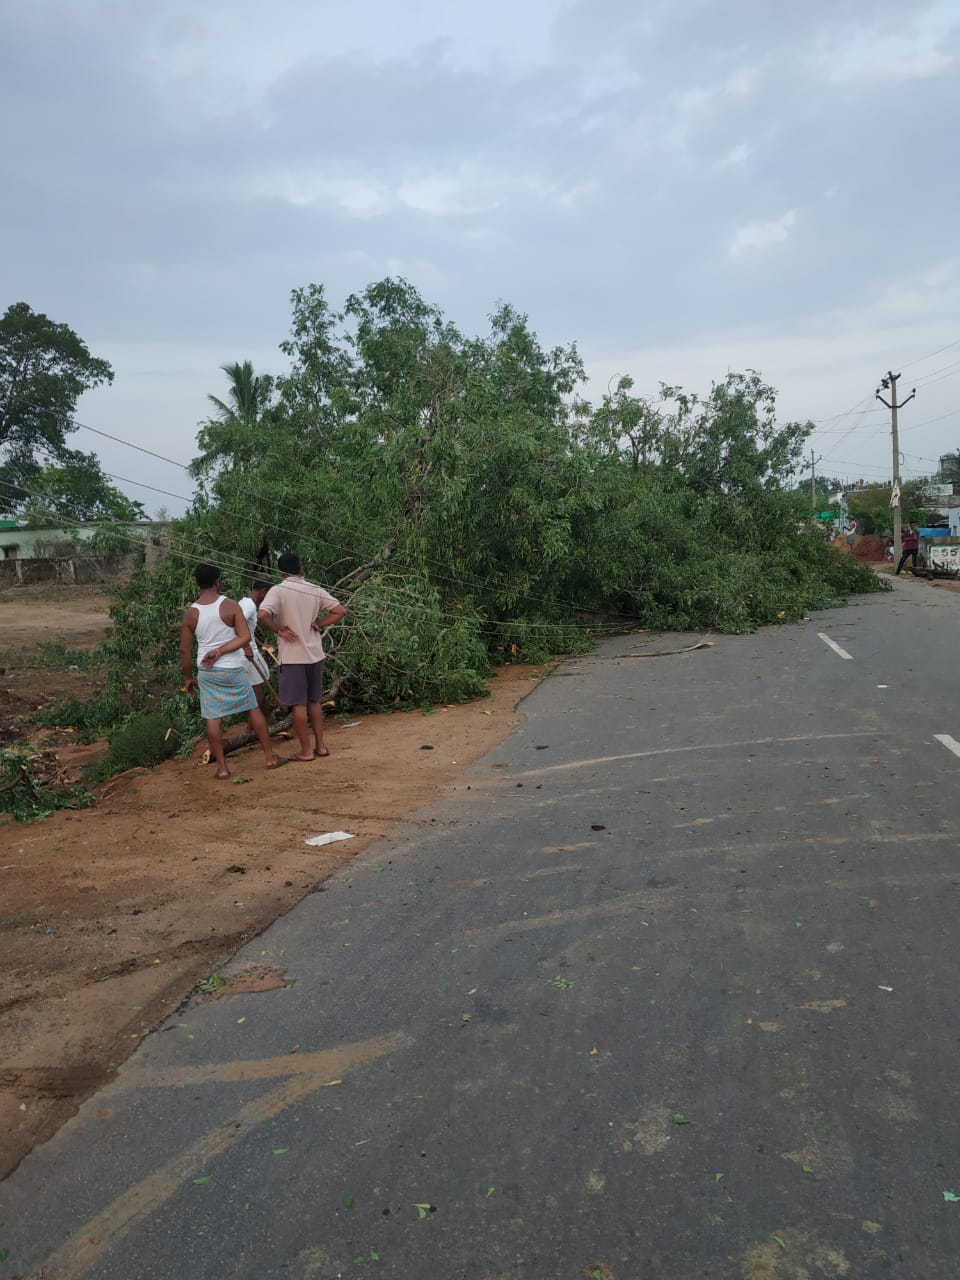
xmin=180 ymin=563 xmax=288 ymax=779
xmin=237 ymin=577 xmax=275 ymax=717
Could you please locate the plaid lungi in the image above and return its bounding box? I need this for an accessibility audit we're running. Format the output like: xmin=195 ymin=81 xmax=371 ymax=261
xmin=197 ymin=666 xmax=257 ymax=720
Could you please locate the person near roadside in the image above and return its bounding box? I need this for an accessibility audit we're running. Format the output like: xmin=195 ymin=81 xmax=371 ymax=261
xmin=180 ymin=563 xmax=287 ymax=779
xmin=238 ymin=577 xmax=275 ymax=717
xmin=258 ymin=552 xmax=346 ymax=762
xmin=896 ymin=524 xmax=920 ymax=575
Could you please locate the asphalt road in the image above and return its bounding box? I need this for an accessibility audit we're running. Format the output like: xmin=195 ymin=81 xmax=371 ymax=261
xmin=5 ymin=577 xmax=960 ymax=1279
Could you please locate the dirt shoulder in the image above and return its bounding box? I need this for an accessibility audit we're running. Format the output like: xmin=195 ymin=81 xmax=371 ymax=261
xmin=0 ymin=586 xmax=549 ymax=1178
xmin=0 ymin=584 xmax=113 ymax=747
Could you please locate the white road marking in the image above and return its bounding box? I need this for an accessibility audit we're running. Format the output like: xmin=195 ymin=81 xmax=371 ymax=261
xmin=818 ymin=632 xmax=853 ymax=660
xmin=934 ymin=734 xmax=960 ymax=759
xmin=515 ymin=730 xmax=877 ymax=777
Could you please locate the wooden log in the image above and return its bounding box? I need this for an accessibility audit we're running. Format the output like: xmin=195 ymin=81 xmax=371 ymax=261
xmin=201 ymin=714 xmax=294 ymax=764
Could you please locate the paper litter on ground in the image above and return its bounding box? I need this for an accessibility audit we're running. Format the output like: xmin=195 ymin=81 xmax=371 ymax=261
xmin=304 ymin=831 xmax=356 ymax=848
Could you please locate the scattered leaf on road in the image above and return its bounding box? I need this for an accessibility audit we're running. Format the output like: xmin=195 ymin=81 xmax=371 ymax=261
xmin=772 ymin=1235 xmax=786 ymax=1250
xmin=672 ymin=1113 xmax=691 ymax=1125
xmin=486 ymin=1187 xmax=495 ymax=1198
xmin=461 ymin=1013 xmax=472 ymax=1023
xmin=193 ymin=1175 xmax=212 ymax=1184
xmin=714 ymin=1172 xmax=724 ymax=1182
xmin=273 ymin=1148 xmax=288 ymax=1156
xmin=414 ymin=1203 xmax=433 ymax=1219
xmin=943 ymin=1190 xmax=960 ymax=1203
xmin=343 ymin=1194 xmax=354 ymax=1209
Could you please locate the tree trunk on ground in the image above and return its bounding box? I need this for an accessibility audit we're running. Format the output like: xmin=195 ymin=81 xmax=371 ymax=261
xmin=214 ymin=713 xmax=293 ymax=760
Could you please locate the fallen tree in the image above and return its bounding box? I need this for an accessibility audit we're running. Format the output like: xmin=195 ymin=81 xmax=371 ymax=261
xmin=36 ymin=278 xmax=886 ymax=770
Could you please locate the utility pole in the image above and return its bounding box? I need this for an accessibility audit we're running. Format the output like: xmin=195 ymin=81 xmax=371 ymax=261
xmin=876 ymin=371 xmax=916 ymax=558
xmin=809 ymin=449 xmax=822 ymax=514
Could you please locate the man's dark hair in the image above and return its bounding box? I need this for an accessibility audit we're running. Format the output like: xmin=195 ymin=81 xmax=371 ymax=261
xmin=194 ymin=562 xmax=220 ymax=588
xmin=252 ymin=577 xmax=273 ymax=592
xmin=277 ymin=552 xmax=301 ymax=574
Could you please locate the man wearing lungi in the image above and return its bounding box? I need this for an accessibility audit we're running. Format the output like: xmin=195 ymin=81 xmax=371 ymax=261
xmin=180 ymin=563 xmax=288 ymax=779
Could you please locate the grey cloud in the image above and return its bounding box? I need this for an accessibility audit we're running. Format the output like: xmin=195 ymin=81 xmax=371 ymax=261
xmin=2 ymin=0 xmax=959 ymax=492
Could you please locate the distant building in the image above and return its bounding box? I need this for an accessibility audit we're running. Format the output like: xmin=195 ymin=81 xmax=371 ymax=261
xmin=0 ymin=520 xmax=166 ymax=560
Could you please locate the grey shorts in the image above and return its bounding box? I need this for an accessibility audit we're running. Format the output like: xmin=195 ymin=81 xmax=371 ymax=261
xmin=278 ymin=660 xmax=325 ymax=706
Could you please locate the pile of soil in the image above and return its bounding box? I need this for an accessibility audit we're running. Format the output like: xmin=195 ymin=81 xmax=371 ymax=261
xmin=831 ymin=533 xmax=888 ymax=563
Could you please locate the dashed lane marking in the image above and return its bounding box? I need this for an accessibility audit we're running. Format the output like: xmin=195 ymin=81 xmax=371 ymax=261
xmin=934 ymin=734 xmax=960 ymax=760
xmin=818 ymin=632 xmax=854 ymax=660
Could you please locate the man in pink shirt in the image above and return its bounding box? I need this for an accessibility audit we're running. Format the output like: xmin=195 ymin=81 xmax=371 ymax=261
xmin=258 ymin=552 xmax=346 ymax=762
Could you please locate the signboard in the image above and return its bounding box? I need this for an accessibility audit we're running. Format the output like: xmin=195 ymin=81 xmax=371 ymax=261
xmin=929 ymin=544 xmax=960 ymax=571
xmin=925 ymin=483 xmax=955 ymax=497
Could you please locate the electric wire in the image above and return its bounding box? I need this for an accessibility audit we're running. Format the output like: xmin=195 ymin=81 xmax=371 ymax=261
xmin=57 ymin=411 xmax=651 ymax=622
xmin=0 ymin=477 xmax=625 ymax=638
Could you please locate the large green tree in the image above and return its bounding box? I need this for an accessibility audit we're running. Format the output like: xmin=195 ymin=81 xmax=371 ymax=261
xmin=22 ymin=451 xmax=146 ymax=527
xmin=0 ymin=302 xmax=113 ymax=511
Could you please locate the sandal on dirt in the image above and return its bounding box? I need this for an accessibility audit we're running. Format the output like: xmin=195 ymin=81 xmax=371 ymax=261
xmin=288 ymin=754 xmax=316 ymax=762
xmin=314 ymin=746 xmax=330 ymax=758
xmin=265 ymin=755 xmax=290 ymax=770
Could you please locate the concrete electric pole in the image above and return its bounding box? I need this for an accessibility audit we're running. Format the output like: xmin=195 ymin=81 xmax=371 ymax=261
xmin=809 ymin=449 xmax=822 ymax=514
xmin=876 ymin=371 xmax=916 ymax=558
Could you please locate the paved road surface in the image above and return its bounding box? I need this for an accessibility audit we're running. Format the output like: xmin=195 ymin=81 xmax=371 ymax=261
xmin=5 ymin=579 xmax=960 ymax=1279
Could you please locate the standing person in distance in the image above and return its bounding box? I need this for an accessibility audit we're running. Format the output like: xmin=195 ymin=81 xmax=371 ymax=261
xmin=238 ymin=577 xmax=276 ymax=718
xmin=896 ymin=524 xmax=920 ymax=575
xmin=180 ymin=563 xmax=288 ymax=779
xmin=258 ymin=552 xmax=346 ymax=762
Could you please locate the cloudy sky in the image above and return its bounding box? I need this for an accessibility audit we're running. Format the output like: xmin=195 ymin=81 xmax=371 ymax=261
xmin=3 ymin=0 xmax=959 ymax=513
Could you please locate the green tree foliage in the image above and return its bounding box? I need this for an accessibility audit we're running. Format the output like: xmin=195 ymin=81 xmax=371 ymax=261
xmin=847 ymin=481 xmax=925 ymax=535
xmin=0 ymin=749 xmax=91 ymax=822
xmin=0 ymin=303 xmax=113 ymax=510
xmin=41 ymin=279 xmax=885 ymax=751
xmin=21 ymin=451 xmax=146 ymax=528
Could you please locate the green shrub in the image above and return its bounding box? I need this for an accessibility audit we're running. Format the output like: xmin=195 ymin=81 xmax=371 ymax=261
xmin=87 ymin=708 xmax=190 ymax=781
xmin=39 ymin=643 xmax=104 ymax=670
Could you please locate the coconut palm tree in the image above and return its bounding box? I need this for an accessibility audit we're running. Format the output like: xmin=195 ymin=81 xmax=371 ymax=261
xmin=191 ymin=361 xmax=275 ymax=478
xmin=207 ymin=361 xmax=272 ymax=427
